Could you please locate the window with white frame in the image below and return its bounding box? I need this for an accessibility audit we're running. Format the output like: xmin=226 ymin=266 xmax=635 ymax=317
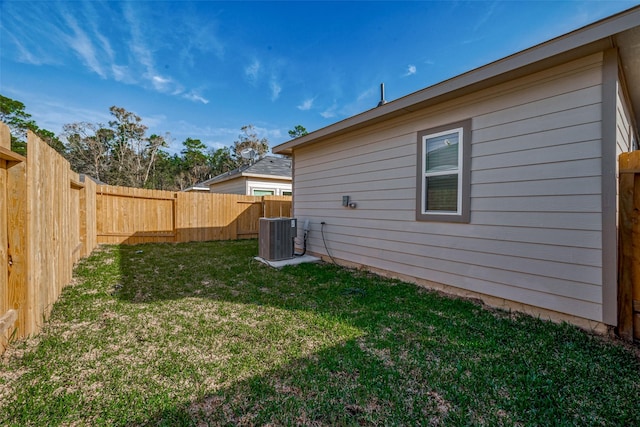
xmin=416 ymin=119 xmax=471 ymax=223
xmin=252 ymin=189 xmax=275 ymax=196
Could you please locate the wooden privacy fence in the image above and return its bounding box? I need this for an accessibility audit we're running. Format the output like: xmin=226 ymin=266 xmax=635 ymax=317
xmin=1 ymin=126 xmax=97 ymax=352
xmin=96 ymin=187 xmax=291 ymax=244
xmin=618 ymin=150 xmax=640 ymax=342
xmin=1 ymin=124 xmax=291 ymax=350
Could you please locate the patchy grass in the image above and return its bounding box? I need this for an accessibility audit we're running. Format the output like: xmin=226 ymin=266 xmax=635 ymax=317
xmin=1 ymin=240 xmax=639 ymax=426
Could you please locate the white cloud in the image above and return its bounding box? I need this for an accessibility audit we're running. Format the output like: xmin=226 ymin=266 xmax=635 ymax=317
xmin=183 ymin=91 xmax=210 ymax=104
xmin=123 ymin=3 xmax=166 ymax=90
xmin=6 ymin=33 xmax=47 ymax=65
xmin=320 ymin=103 xmax=338 ymax=119
xmin=1 ymin=2 xmax=62 ymax=66
xmin=357 ymin=87 xmax=376 ymax=102
xmin=177 ymin=16 xmax=225 ymax=66
xmin=270 ymin=80 xmax=282 ymax=101
xmin=252 ymin=125 xmax=283 ymax=141
xmin=146 ymin=73 xmax=184 ymax=96
xmin=3 ymin=88 xmax=111 ymax=136
xmin=140 ymin=113 xmax=168 ymax=129
xmin=297 ymin=98 xmax=314 ymax=111
xmin=404 ymin=64 xmax=417 ymax=76
xmin=61 ymin=11 xmax=106 ymax=78
xmin=111 ymin=64 xmax=135 ymax=84
xmin=152 ymin=75 xmax=171 ymax=85
xmin=175 ymin=122 xmax=238 ymax=139
xmin=473 ymin=1 xmax=499 ymax=32
xmin=245 ymin=60 xmax=261 ymax=83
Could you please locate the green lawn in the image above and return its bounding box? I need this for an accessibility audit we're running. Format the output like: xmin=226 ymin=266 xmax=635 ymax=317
xmin=1 ymin=240 xmax=639 ymax=426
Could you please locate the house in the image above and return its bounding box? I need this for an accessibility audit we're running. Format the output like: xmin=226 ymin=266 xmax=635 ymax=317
xmin=273 ymin=6 xmax=640 ymax=332
xmin=187 ymin=156 xmax=292 ymax=195
xmin=183 ymin=183 xmax=210 ymax=192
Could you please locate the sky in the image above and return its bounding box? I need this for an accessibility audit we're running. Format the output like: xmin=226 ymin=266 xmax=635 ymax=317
xmin=1 ymin=0 xmax=639 ymax=155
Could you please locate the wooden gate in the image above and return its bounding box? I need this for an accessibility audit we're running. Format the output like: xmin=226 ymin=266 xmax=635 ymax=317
xmin=236 ymin=200 xmax=262 ymax=239
xmin=618 ymin=151 xmax=640 ymax=341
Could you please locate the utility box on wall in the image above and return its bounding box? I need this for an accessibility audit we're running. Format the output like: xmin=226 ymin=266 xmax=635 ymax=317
xmin=259 ymin=218 xmax=297 ymax=261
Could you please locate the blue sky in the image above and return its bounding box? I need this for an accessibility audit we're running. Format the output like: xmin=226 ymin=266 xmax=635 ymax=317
xmin=1 ymin=1 xmax=639 ymax=155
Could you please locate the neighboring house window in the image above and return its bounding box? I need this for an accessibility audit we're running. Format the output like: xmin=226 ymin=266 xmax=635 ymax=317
xmin=253 ymin=189 xmax=275 ymax=196
xmin=416 ymin=119 xmax=471 ymax=223
xmin=282 ymin=191 xmax=292 ymax=196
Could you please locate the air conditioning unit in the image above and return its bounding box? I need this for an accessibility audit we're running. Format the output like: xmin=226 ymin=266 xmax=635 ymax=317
xmin=259 ymin=218 xmax=297 ymax=261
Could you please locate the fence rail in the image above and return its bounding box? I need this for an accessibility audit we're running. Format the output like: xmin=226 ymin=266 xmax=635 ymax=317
xmin=1 ymin=125 xmax=290 ymax=351
xmin=97 ymin=186 xmax=291 ymax=244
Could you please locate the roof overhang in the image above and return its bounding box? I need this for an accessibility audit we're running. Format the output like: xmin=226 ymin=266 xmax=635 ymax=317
xmin=242 ymin=173 xmax=292 ymax=181
xmin=183 ymin=186 xmax=210 ymax=192
xmin=208 ymin=171 xmax=292 ymax=186
xmin=274 ymin=6 xmax=640 ymax=155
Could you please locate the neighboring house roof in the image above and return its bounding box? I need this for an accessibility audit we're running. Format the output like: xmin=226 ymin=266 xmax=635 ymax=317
xmin=183 ymin=185 xmax=210 ymax=192
xmin=274 ymin=6 xmax=640 ymax=155
xmin=80 ymin=174 xmax=107 ymax=185
xmin=190 ymin=156 xmax=292 ymax=190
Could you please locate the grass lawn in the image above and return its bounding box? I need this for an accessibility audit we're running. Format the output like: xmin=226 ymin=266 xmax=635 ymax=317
xmin=1 ymin=240 xmax=639 ymax=426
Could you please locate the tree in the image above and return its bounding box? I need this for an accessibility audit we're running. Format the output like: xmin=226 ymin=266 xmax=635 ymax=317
xmin=0 ymin=94 xmax=65 ymax=155
xmin=61 ymin=106 xmax=167 ymax=188
xmin=232 ymin=125 xmax=269 ymax=165
xmin=146 ymin=151 xmax=182 ymax=191
xmin=143 ymin=133 xmax=168 ymax=187
xmin=288 ymin=125 xmax=308 ymax=139
xmin=63 ymin=122 xmax=113 ymax=183
xmin=35 ymin=128 xmax=66 ymax=155
xmin=108 ymin=106 xmax=147 ymax=186
xmin=208 ymin=146 xmax=235 ymax=176
xmin=107 ymin=106 xmax=166 ymax=187
xmin=180 ymin=137 xmax=211 ymax=186
xmin=1 ymin=94 xmax=37 ymax=155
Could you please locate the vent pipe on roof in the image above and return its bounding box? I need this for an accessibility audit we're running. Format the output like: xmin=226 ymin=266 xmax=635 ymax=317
xmin=377 ymin=83 xmax=387 ymax=107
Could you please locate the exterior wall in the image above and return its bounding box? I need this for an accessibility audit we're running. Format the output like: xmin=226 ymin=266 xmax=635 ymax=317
xmin=294 ymin=53 xmax=608 ymax=323
xmin=209 ymin=177 xmax=292 ymax=195
xmin=246 ymin=178 xmax=292 ymax=196
xmin=617 ymin=84 xmax=636 ymax=154
xmin=208 ymin=177 xmax=247 ymax=195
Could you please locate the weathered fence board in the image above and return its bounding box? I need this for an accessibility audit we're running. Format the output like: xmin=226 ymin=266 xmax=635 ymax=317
xmin=97 ymin=185 xmax=177 ymax=244
xmin=1 ymin=125 xmax=99 ymax=351
xmin=1 ymin=125 xmax=28 ymax=351
xmin=98 ymin=190 xmax=292 ymax=244
xmin=618 ymin=150 xmax=640 ymax=341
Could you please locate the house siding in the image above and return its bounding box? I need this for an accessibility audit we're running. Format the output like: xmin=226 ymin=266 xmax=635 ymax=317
xmin=209 ymin=177 xmax=247 ymax=195
xmin=617 ymin=84 xmax=635 ymax=154
xmin=294 ymin=53 xmax=608 ymax=322
xmin=246 ymin=178 xmax=292 ymax=195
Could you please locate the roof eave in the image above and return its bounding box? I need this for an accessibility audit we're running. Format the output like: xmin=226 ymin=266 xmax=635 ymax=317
xmin=242 ymin=172 xmax=292 ymax=181
xmin=273 ymin=5 xmax=640 ymax=155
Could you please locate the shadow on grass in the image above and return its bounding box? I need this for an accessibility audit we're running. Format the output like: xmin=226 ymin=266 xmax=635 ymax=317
xmin=105 ymin=240 xmax=640 ymax=425
xmin=146 ymin=342 xmax=451 ymax=426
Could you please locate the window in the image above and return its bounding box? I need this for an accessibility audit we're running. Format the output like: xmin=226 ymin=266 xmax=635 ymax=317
xmin=416 ymin=119 xmax=471 ymax=223
xmin=252 ymin=189 xmax=275 ymax=196
xmin=282 ymin=191 xmax=292 ymax=196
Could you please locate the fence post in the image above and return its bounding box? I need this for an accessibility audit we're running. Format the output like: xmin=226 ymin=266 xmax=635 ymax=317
xmin=0 ymin=124 xmax=9 ymax=348
xmin=618 ymin=152 xmax=640 ymax=341
xmin=0 ymin=123 xmax=28 ymax=346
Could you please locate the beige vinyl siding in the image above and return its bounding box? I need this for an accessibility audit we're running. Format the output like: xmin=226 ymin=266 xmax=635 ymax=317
xmin=209 ymin=177 xmax=247 ymax=195
xmin=294 ymin=53 xmax=606 ymax=322
xmin=616 ymin=84 xmax=635 ymax=154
